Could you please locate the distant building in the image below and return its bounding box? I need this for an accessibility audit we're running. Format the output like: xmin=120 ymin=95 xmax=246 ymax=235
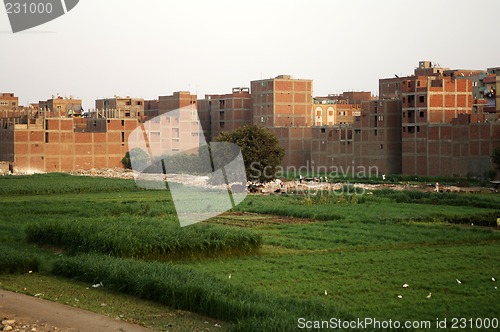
xmin=39 ymin=96 xmax=82 ymax=118
xmin=95 ymin=96 xmax=145 ymax=119
xmin=198 ymin=87 xmax=251 ymax=140
xmin=312 ymin=92 xmax=371 ymax=126
xmin=251 ymin=75 xmax=313 ymax=127
xmin=251 ymin=75 xmax=314 ymax=168
xmin=0 ymin=93 xmax=18 ymax=111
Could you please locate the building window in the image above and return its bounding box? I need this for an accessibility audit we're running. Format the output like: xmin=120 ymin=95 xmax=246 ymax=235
xmin=419 ymin=95 xmax=425 ymax=103
xmin=419 ymin=111 xmax=425 ymax=118
xmin=219 ymin=121 xmax=225 ymax=129
xmin=380 ymin=144 xmax=384 ymax=149
xmin=121 ymin=120 xmax=125 ymax=126
xmin=403 ymin=127 xmax=406 ymax=133
xmin=417 ymin=126 xmax=420 ymax=133
xmin=408 ymin=126 xmax=415 ymax=133
xmin=321 ymin=128 xmax=326 ymax=133
xmin=121 ymin=132 xmax=125 ymax=143
xmin=45 ymin=132 xmax=49 ymax=143
xmin=374 ymin=129 xmax=378 ymax=136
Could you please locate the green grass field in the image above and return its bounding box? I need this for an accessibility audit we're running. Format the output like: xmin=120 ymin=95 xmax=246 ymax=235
xmin=0 ymin=173 xmax=499 ymax=331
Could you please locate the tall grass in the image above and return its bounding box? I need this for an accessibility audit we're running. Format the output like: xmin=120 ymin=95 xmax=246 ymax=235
xmin=52 ymin=254 xmax=353 ymax=331
xmin=26 ymin=217 xmax=262 ymax=260
xmin=0 ymin=244 xmax=40 ymax=274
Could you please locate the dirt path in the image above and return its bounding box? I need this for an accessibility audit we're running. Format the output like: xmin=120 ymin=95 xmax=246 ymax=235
xmin=0 ymin=289 xmax=152 ymax=332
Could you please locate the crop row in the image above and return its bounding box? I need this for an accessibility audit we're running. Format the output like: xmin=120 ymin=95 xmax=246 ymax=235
xmin=52 ymin=254 xmax=351 ymax=331
xmin=26 ymin=217 xmax=262 ymax=260
xmin=0 ymin=244 xmax=40 ymax=274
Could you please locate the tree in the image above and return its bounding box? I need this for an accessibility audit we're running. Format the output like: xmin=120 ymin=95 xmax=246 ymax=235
xmin=121 ymin=148 xmax=150 ymax=170
xmin=216 ymin=125 xmax=285 ymax=182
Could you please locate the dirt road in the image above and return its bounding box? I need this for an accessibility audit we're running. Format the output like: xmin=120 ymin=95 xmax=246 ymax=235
xmin=0 ymin=289 xmax=152 ymax=331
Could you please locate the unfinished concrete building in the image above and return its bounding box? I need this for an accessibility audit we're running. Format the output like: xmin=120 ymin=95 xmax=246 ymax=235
xmin=197 ymin=87 xmax=252 ymax=141
xmin=0 ymin=93 xmax=18 ymax=111
xmin=95 ymin=96 xmax=145 ymax=119
xmin=250 ymin=75 xmax=313 ymax=168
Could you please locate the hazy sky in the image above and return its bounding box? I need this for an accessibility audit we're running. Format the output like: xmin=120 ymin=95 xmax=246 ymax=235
xmin=1 ymin=0 xmax=499 ymax=109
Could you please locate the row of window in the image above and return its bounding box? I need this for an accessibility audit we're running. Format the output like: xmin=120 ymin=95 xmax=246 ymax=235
xmin=403 ymin=95 xmax=426 ymax=104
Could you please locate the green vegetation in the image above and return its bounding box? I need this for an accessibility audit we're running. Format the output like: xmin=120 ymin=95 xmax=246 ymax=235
xmin=0 ymin=244 xmax=40 ymax=274
xmin=52 ymin=254 xmax=345 ymax=331
xmin=26 ymin=218 xmax=262 ymax=260
xmin=0 ymin=173 xmax=138 ymax=195
xmin=0 ymin=173 xmax=499 ymax=331
xmin=0 ymin=273 xmax=231 ymax=331
xmin=216 ymin=125 xmax=285 ymax=182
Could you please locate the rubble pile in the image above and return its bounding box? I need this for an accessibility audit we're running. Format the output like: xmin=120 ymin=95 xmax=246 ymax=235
xmin=0 ymin=319 xmax=61 ymax=332
xmin=70 ymin=168 xmax=134 ymax=179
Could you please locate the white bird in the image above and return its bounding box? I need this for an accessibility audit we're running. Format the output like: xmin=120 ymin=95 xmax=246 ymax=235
xmin=325 ymin=290 xmax=328 ymax=296
xmin=456 ymin=279 xmax=462 ymax=284
xmin=214 ymin=323 xmax=221 ymax=328
xmin=492 ymin=277 xmax=496 ymax=282
xmin=397 ymin=295 xmax=403 ymax=299
xmin=402 ymin=284 xmax=409 ymax=288
xmin=228 ymin=274 xmax=231 ymax=279
xmin=92 ymin=282 xmax=103 ymax=288
xmin=426 ymin=292 xmax=432 ymax=299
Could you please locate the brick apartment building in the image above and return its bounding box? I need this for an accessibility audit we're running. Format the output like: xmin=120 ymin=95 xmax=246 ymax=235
xmin=311 ymin=98 xmax=402 ymax=175
xmin=197 ymin=87 xmax=252 ymax=141
xmin=1 ymin=61 xmax=498 ymax=176
xmin=312 ymin=92 xmax=371 ymax=126
xmin=95 ymin=96 xmax=145 ymax=119
xmin=0 ymin=93 xmax=18 ymax=111
xmin=0 ymin=92 xmax=201 ymax=173
xmin=310 ymin=61 xmax=499 ymax=178
xmin=0 ymin=94 xmax=139 ymax=172
xmin=250 ymin=75 xmax=314 ymax=168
